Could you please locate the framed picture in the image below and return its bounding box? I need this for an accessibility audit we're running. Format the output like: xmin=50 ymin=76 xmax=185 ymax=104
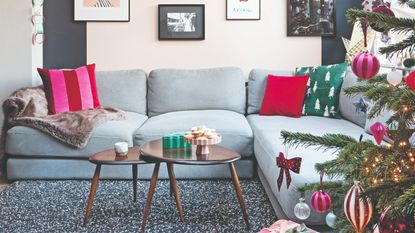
xmin=158 ymin=4 xmax=205 ymax=40
xmin=74 ymin=0 xmax=130 ymax=22
xmin=287 ymin=0 xmax=336 ymax=37
xmin=226 ymin=0 xmax=261 ymax=20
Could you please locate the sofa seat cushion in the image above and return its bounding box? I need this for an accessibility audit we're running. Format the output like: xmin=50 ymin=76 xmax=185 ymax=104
xmin=134 ymin=110 xmax=253 ymax=157
xmin=6 ymin=112 xmax=147 ymax=158
xmin=247 ymin=114 xmax=367 ymax=224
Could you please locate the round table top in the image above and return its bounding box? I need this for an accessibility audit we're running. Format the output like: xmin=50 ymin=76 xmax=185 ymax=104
xmin=89 ymin=147 xmax=147 ymax=165
xmin=140 ymin=139 xmax=241 ymax=165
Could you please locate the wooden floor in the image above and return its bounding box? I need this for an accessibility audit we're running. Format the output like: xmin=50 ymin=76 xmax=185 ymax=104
xmin=0 ymin=177 xmax=9 ymax=191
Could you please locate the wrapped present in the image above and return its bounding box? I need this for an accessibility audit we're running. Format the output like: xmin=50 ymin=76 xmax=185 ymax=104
xmin=162 ymin=133 xmax=192 ymax=149
xmin=259 ymin=220 xmax=318 ymax=233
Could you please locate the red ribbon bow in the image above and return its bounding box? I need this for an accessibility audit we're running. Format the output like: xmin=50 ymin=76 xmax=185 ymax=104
xmin=276 ymin=152 xmax=302 ymax=191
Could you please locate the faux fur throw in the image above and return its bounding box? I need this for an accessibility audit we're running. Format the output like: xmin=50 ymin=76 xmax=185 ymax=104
xmin=2 ymin=86 xmax=126 ymax=149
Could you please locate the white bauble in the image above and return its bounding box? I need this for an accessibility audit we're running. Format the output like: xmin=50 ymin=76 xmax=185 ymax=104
xmin=387 ymin=69 xmax=402 ymax=86
xmin=294 ymin=198 xmax=311 ymax=220
xmin=325 ymin=212 xmax=337 ymax=228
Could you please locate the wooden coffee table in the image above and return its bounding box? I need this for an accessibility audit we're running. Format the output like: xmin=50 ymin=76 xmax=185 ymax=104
xmin=83 ymin=147 xmax=146 ymax=226
xmin=139 ymin=139 xmax=250 ymax=233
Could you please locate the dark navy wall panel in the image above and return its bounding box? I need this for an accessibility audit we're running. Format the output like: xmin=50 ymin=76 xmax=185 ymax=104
xmin=43 ymin=0 xmax=86 ymax=69
xmin=322 ymin=0 xmax=362 ymax=65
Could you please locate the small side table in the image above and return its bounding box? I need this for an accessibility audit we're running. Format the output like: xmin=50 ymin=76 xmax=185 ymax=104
xmin=139 ymin=139 xmax=250 ymax=233
xmin=83 ymin=147 xmax=146 ymax=226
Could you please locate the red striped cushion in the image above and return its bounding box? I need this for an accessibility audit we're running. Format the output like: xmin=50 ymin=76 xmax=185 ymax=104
xmin=37 ymin=64 xmax=101 ymax=114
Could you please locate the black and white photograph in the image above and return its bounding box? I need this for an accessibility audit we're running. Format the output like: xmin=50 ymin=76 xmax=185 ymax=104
xmin=167 ymin=13 xmax=196 ymax=32
xmin=287 ymin=0 xmax=336 ymax=37
xmin=159 ymin=5 xmax=205 ymax=40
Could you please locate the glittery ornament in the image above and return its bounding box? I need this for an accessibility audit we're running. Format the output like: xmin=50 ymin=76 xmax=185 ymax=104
xmin=294 ymin=198 xmax=311 ymax=220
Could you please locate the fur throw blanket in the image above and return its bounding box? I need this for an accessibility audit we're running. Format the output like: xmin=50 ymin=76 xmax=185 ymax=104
xmin=2 ymin=86 xmax=126 ymax=149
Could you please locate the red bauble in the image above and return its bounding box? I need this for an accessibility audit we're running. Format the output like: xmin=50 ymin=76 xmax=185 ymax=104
xmin=405 ymin=71 xmax=415 ymax=90
xmin=310 ymin=190 xmax=332 ymax=213
xmin=378 ymin=207 xmax=415 ymax=233
xmin=351 ymin=52 xmax=380 ymax=80
xmin=344 ymin=181 xmax=373 ymax=233
xmin=370 ymin=6 xmax=395 ymax=32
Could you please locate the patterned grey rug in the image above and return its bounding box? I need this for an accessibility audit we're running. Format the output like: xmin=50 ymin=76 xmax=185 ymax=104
xmin=0 ymin=179 xmax=276 ymax=233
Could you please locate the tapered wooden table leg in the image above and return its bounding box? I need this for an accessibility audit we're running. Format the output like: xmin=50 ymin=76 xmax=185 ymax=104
xmin=132 ymin=164 xmax=138 ymax=202
xmin=167 ymin=163 xmax=184 ymax=221
xmin=229 ymin=163 xmax=250 ymax=229
xmin=140 ymin=162 xmax=160 ymax=233
xmin=83 ymin=164 xmax=101 ymax=226
xmin=167 ymin=164 xmax=174 ymax=197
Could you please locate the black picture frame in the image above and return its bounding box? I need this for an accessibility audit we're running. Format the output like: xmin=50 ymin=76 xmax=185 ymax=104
xmin=158 ymin=4 xmax=205 ymax=40
xmin=226 ymin=0 xmax=261 ymax=20
xmin=287 ymin=0 xmax=336 ymax=37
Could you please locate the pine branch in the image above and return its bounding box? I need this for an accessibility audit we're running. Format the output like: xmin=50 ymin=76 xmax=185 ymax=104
xmin=379 ymin=35 xmax=415 ymax=58
xmin=281 ymin=131 xmax=357 ymax=152
xmin=347 ymin=9 xmax=415 ymax=34
xmin=394 ymin=184 xmax=415 ymax=216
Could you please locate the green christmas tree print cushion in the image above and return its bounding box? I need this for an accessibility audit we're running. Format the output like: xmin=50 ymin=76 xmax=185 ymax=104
xmin=296 ymin=62 xmax=348 ymax=119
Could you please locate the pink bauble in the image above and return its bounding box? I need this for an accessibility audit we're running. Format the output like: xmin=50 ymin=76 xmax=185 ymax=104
xmin=351 ymin=52 xmax=380 ymax=80
xmin=370 ymin=6 xmax=395 ymax=32
xmin=310 ymin=190 xmax=332 ymax=213
xmin=344 ymin=181 xmax=373 ymax=233
xmin=379 ymin=207 xmax=415 ymax=233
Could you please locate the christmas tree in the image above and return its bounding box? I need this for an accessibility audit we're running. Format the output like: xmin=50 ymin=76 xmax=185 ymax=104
xmin=281 ymin=1 xmax=415 ymax=232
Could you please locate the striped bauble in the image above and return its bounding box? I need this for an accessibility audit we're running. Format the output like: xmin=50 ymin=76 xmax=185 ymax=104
xmin=310 ymin=190 xmax=332 ymax=213
xmin=344 ymin=181 xmax=373 ymax=233
xmin=351 ymin=51 xmax=380 ymax=80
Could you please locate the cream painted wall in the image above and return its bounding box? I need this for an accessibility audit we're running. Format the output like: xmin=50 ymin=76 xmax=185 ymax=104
xmin=87 ymin=0 xmax=321 ymax=75
xmin=0 ymin=0 xmax=33 ymax=125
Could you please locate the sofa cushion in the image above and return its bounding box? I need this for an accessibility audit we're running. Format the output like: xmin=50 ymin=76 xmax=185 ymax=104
xmin=296 ymin=63 xmax=348 ymax=119
xmin=95 ymin=69 xmax=147 ymax=115
xmin=37 ymin=64 xmax=101 ymax=114
xmin=148 ymin=67 xmax=246 ymax=117
xmin=134 ymin=110 xmax=253 ymax=157
xmin=247 ymin=114 xmax=367 ymax=224
xmin=6 ymin=112 xmax=147 ymax=158
xmin=339 ymin=68 xmax=367 ymax=127
xmin=247 ymin=69 xmax=295 ymax=115
xmin=260 ymin=75 xmax=309 ymax=118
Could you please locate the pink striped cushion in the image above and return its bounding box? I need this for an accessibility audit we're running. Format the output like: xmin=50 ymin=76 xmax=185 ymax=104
xmin=37 ymin=64 xmax=101 ymax=114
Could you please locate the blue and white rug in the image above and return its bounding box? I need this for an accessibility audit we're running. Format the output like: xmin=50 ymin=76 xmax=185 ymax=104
xmin=0 ymin=179 xmax=276 ymax=232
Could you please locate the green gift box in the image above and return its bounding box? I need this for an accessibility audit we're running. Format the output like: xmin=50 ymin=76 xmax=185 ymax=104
xmin=162 ymin=133 xmax=192 ymax=149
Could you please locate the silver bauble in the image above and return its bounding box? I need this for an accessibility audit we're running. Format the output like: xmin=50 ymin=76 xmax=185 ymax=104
xmin=294 ymin=198 xmax=311 ymax=220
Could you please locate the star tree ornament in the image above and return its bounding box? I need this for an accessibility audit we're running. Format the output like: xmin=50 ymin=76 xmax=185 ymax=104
xmin=344 ymin=181 xmax=373 ymax=233
xmin=370 ymin=121 xmax=388 ymax=145
xmin=294 ymin=198 xmax=311 ymax=220
xmin=353 ymin=97 xmax=370 ymax=114
xmin=386 ymin=68 xmax=402 ymax=86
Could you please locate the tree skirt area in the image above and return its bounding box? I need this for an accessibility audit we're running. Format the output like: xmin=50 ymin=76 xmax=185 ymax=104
xmin=0 ymin=179 xmax=277 ymax=232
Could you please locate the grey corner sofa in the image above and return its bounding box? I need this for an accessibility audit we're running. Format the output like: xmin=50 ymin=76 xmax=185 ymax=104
xmin=5 ymin=67 xmax=372 ymax=225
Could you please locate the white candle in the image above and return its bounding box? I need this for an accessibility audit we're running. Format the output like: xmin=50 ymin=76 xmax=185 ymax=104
xmin=114 ymin=142 xmax=128 ymax=156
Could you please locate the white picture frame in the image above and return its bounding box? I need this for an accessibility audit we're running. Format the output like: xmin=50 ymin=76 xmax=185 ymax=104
xmin=74 ymin=0 xmax=130 ymax=22
xmin=226 ymin=0 xmax=261 ymax=20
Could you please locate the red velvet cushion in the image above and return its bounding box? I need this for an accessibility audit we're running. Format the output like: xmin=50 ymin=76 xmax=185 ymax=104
xmin=259 ymin=75 xmax=309 ymax=118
